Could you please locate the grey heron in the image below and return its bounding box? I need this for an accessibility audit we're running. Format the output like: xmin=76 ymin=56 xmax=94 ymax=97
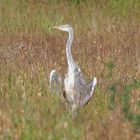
xmin=49 ymin=25 xmax=97 ymax=111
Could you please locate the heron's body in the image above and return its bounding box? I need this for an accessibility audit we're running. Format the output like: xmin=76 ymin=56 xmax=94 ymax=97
xmin=49 ymin=25 xmax=97 ymax=111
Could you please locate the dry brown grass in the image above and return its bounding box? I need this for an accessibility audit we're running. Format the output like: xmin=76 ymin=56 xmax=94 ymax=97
xmin=0 ymin=1 xmax=140 ymax=140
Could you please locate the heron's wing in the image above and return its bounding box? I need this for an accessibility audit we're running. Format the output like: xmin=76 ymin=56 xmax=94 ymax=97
xmin=79 ymin=77 xmax=97 ymax=106
xmin=74 ymin=67 xmax=85 ymax=84
xmin=49 ymin=70 xmax=63 ymax=95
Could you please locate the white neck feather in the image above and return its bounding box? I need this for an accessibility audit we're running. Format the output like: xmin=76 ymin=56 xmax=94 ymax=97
xmin=66 ymin=29 xmax=77 ymax=74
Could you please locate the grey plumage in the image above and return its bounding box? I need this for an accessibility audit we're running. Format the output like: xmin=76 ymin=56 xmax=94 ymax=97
xmin=49 ymin=70 xmax=63 ymax=95
xmin=49 ymin=25 xmax=97 ymax=111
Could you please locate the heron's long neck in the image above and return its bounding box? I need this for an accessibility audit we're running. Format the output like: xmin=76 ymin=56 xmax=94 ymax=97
xmin=66 ymin=30 xmax=76 ymax=73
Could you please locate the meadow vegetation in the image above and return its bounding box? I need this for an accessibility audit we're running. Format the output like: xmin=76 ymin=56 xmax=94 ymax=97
xmin=0 ymin=0 xmax=140 ymax=139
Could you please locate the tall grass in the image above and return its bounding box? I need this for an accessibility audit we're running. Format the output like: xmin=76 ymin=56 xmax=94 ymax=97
xmin=0 ymin=0 xmax=140 ymax=139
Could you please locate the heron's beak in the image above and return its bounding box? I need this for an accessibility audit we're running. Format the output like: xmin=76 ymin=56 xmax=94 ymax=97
xmin=53 ymin=26 xmax=64 ymax=31
xmin=53 ymin=26 xmax=60 ymax=29
xmin=53 ymin=25 xmax=67 ymax=32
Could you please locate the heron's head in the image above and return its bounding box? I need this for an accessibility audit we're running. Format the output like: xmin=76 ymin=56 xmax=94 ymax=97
xmin=53 ymin=24 xmax=72 ymax=32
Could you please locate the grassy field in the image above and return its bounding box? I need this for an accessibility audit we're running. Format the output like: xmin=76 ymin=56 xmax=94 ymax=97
xmin=0 ymin=0 xmax=140 ymax=139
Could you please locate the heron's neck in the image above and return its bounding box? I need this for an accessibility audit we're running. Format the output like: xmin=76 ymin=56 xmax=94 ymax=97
xmin=66 ymin=29 xmax=76 ymax=73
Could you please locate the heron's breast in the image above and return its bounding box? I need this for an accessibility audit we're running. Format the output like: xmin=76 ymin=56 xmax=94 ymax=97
xmin=64 ymin=76 xmax=76 ymax=102
xmin=64 ymin=76 xmax=74 ymax=91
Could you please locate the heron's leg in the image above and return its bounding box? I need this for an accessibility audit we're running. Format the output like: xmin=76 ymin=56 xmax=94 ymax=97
xmin=71 ymin=104 xmax=78 ymax=112
xmin=67 ymin=104 xmax=78 ymax=118
xmin=68 ymin=104 xmax=78 ymax=114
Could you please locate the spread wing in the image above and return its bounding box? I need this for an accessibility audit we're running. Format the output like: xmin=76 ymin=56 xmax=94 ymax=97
xmin=79 ymin=77 xmax=97 ymax=106
xmin=49 ymin=70 xmax=63 ymax=95
xmin=72 ymin=67 xmax=97 ymax=106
